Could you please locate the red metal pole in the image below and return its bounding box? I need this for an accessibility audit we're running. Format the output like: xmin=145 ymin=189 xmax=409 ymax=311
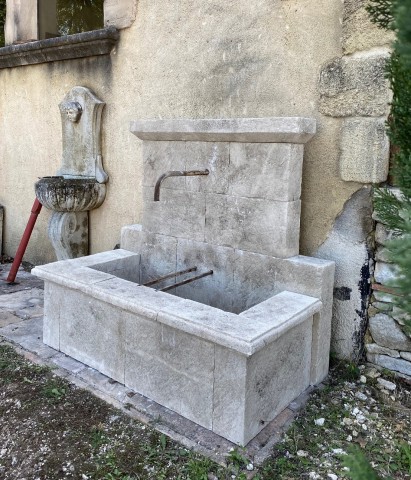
xmin=6 ymin=198 xmax=43 ymax=283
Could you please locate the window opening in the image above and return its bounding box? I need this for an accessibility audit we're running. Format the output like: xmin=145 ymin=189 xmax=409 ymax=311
xmin=0 ymin=0 xmax=6 ymax=46
xmin=57 ymin=0 xmax=104 ymax=36
xmin=1 ymin=0 xmax=104 ymax=47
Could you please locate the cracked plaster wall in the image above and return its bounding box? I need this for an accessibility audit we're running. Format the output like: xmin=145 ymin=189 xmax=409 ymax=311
xmin=1 ymin=0 xmax=356 ymax=266
xmin=316 ymin=187 xmax=374 ymax=360
xmin=0 ymin=0 xmax=393 ymax=359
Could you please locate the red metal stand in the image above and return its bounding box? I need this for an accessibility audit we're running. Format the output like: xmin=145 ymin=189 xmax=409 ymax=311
xmin=6 ymin=199 xmax=43 ymax=283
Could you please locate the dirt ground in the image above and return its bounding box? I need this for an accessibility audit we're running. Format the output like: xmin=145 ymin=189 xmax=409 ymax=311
xmin=1 ymin=340 xmax=410 ymax=480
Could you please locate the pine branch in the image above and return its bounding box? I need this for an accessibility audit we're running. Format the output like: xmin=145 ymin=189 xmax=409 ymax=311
xmin=342 ymin=446 xmax=383 ymax=480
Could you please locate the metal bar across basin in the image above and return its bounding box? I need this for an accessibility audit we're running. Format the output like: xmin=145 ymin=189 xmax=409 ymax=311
xmin=142 ymin=266 xmax=198 ymax=287
xmin=158 ymin=270 xmax=214 ymax=292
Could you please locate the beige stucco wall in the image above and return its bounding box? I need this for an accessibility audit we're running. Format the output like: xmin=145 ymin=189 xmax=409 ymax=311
xmin=0 ymin=0 xmax=359 ymax=266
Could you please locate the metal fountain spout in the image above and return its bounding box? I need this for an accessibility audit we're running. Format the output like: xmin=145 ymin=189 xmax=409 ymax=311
xmin=154 ymin=169 xmax=209 ymax=201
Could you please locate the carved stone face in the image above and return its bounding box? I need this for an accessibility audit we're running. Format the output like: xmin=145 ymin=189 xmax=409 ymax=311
xmin=63 ymin=102 xmax=83 ymax=123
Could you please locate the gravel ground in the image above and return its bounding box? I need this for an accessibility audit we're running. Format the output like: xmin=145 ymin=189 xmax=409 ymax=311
xmin=1 ymin=340 xmax=410 ymax=480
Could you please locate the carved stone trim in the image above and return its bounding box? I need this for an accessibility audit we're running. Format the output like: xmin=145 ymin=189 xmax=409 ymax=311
xmin=48 ymin=211 xmax=89 ymax=260
xmin=0 ymin=27 xmax=119 ymax=69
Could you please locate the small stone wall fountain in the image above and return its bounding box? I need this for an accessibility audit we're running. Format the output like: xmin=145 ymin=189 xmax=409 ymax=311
xmin=35 ymin=87 xmax=108 ymax=260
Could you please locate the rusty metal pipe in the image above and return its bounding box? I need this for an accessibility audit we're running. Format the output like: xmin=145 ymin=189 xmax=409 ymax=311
xmin=143 ymin=266 xmax=197 ymax=287
xmin=6 ymin=198 xmax=43 ymax=283
xmin=154 ymin=169 xmax=209 ymax=201
xmin=158 ymin=270 xmax=213 ymax=292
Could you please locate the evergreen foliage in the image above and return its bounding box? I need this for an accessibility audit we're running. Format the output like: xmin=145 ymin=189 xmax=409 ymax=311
xmin=367 ymin=0 xmax=411 ymax=330
xmin=389 ymin=225 xmax=411 ymax=326
xmin=367 ymin=0 xmax=394 ymax=29
xmin=396 ymin=0 xmax=411 ymax=68
xmin=342 ymin=446 xmax=383 ymax=480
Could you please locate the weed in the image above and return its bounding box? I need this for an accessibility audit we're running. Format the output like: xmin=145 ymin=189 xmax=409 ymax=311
xmin=184 ymin=457 xmax=214 ymax=480
xmin=227 ymin=447 xmax=249 ymax=467
xmin=93 ymin=452 xmax=135 ymax=480
xmin=342 ymin=362 xmax=361 ymax=381
xmin=90 ymin=426 xmax=107 ymax=450
xmin=43 ymin=379 xmax=67 ymax=400
xmin=394 ymin=442 xmax=411 ymax=475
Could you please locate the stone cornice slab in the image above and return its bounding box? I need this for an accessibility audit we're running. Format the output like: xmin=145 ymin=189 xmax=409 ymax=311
xmin=130 ymin=117 xmax=317 ymax=143
xmin=0 ymin=27 xmax=119 ymax=69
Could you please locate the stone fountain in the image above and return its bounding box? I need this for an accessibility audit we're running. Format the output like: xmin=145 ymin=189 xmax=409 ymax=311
xmin=33 ymin=117 xmax=335 ymax=446
xmin=35 ymin=86 xmax=108 ymax=259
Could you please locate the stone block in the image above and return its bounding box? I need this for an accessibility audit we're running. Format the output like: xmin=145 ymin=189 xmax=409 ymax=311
xmin=104 ymin=0 xmax=138 ymax=29
xmin=0 ymin=311 xmax=22 ymax=327
xmin=89 ymin=252 xmax=141 ymax=283
xmin=137 ymin=232 xmax=178 ymax=286
xmin=373 ymin=290 xmax=393 ymax=303
xmin=142 ymin=141 xmax=230 ymax=195
xmin=275 ymin=255 xmax=335 ymax=384
xmin=125 ymin=320 xmax=215 ymax=429
xmin=400 ymin=352 xmax=411 ymax=362
xmin=343 ymin=0 xmax=395 ymax=55
xmin=0 ymin=316 xmax=43 ymax=347
xmin=142 ymin=188 xmax=206 ymax=242
xmin=375 ymin=222 xmax=400 ymax=245
xmin=243 ymin=319 xmax=312 ymax=444
xmin=55 ymin=284 xmax=127 ymax=384
xmin=369 ymin=313 xmax=411 ymax=352
xmin=131 ymin=117 xmax=316 ymax=144
xmin=175 ymin=239 xmax=236 ymax=312
xmin=374 ymin=261 xmax=397 ymax=285
xmin=142 ymin=141 xmax=187 ymax=188
xmin=367 ymin=353 xmax=411 ymax=376
xmin=373 ymin=301 xmax=393 ymax=313
xmin=0 ymin=287 xmax=44 ymax=309
xmin=0 ymin=28 xmax=119 ymax=68
xmin=92 ymin=277 xmax=180 ymax=317
xmin=43 ymin=283 xmax=60 ymax=350
xmin=228 ymin=143 xmax=304 ymax=202
xmin=51 ymin=352 xmax=86 ymax=374
xmin=184 ymin=142 xmax=230 ymax=195
xmin=319 ymin=53 xmax=391 ymax=117
xmin=205 ymin=194 xmax=300 ymax=258
xmin=392 ymin=306 xmax=409 ymax=324
xmin=120 ymin=224 xmax=143 ymax=252
xmin=231 ymin=250 xmax=279 ymax=314
xmin=366 ymin=342 xmax=399 ymax=358
xmin=340 ymin=118 xmax=389 ymax=183
xmin=375 ymin=246 xmax=390 ymax=263
xmin=212 ymin=347 xmax=247 ymax=444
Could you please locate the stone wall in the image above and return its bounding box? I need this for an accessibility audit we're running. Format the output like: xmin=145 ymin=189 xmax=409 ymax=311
xmin=366 ymin=193 xmax=411 ymax=377
xmin=314 ymin=0 xmax=393 ymax=359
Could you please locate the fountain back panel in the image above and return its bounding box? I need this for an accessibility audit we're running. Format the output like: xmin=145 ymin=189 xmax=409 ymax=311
xmin=33 ymin=118 xmax=335 ymax=445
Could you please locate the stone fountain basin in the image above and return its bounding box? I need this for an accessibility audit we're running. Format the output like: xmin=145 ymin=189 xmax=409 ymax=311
xmin=33 ymin=249 xmax=323 ymax=445
xmin=35 ymin=176 xmax=106 ymax=212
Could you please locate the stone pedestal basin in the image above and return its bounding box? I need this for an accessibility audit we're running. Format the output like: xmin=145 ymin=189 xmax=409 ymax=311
xmin=35 ymin=176 xmax=107 ymax=260
xmin=35 ymin=176 xmax=106 ymax=212
xmin=35 ymin=86 xmax=108 ymax=260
